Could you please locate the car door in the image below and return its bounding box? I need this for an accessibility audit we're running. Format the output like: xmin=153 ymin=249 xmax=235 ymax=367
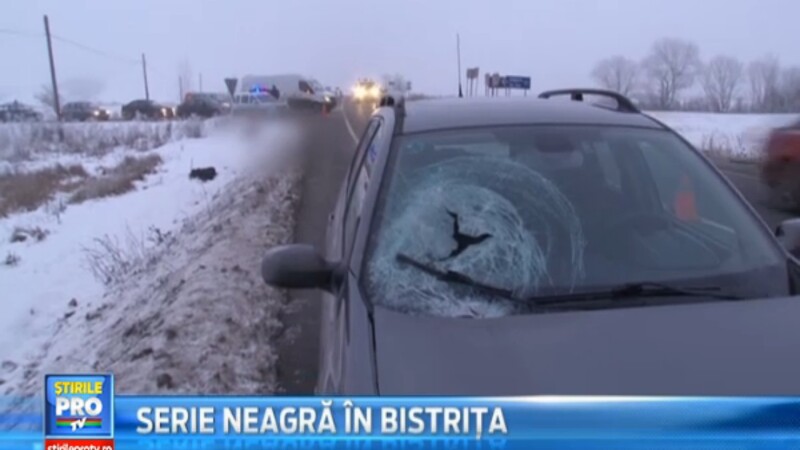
xmin=318 ymin=117 xmax=383 ymax=393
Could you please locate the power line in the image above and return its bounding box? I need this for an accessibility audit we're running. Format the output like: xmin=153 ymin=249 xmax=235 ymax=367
xmin=0 ymin=27 xmax=141 ymax=66
xmin=51 ymin=34 xmax=139 ymax=65
xmin=2 ymin=24 xmax=175 ymax=96
xmin=0 ymin=27 xmax=40 ymax=38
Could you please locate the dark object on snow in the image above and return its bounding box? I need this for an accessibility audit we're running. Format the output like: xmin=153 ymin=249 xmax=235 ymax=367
xmin=189 ymin=167 xmax=217 ymax=182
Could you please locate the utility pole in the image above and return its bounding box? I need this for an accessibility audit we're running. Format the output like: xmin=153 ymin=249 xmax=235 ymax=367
xmin=141 ymin=53 xmax=150 ymax=100
xmin=457 ymin=33 xmax=463 ymax=98
xmin=198 ymin=73 xmax=203 ymax=92
xmin=178 ymin=76 xmax=183 ymax=101
xmin=43 ymin=15 xmax=61 ymax=121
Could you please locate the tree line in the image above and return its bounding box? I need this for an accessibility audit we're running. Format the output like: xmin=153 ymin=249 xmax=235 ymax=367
xmin=591 ymin=38 xmax=800 ymax=113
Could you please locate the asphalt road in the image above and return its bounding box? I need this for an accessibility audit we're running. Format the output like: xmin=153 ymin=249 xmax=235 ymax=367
xmin=275 ymin=100 xmax=799 ymax=394
xmin=708 ymin=156 xmax=796 ymax=231
xmin=275 ymin=100 xmax=369 ymax=394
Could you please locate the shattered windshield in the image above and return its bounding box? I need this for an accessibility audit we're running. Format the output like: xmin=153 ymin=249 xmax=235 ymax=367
xmin=363 ymin=125 xmax=785 ymax=318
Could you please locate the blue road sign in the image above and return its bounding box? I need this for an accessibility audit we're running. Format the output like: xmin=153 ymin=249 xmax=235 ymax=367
xmin=502 ymin=76 xmax=531 ymax=89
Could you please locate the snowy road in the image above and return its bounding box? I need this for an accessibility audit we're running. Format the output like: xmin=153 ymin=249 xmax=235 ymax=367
xmin=276 ymin=101 xmax=800 ymax=394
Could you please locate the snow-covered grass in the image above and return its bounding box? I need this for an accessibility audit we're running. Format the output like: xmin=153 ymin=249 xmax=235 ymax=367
xmin=0 ymin=119 xmax=217 ymax=166
xmin=0 ymin=118 xmax=304 ymax=402
xmin=647 ymin=111 xmax=799 ymax=161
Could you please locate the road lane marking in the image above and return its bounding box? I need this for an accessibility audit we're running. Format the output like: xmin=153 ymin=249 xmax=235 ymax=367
xmin=341 ymin=105 xmax=359 ymax=144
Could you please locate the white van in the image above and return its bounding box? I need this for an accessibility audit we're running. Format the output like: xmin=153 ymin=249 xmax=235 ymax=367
xmin=239 ymin=74 xmax=328 ymax=112
xmin=231 ymin=91 xmax=286 ymax=117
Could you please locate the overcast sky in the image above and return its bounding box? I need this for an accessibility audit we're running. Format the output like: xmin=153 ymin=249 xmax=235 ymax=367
xmin=2 ymin=0 xmax=798 ymax=104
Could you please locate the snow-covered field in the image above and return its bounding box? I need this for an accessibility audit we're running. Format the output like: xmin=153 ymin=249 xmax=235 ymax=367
xmin=648 ymin=111 xmax=799 ymax=161
xmin=0 ymin=119 xmax=304 ymax=404
xmin=0 ymin=120 xmax=233 ymax=173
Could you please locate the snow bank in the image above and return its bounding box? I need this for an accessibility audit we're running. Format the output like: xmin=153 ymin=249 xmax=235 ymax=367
xmin=647 ymin=111 xmax=799 ymax=160
xmin=0 ymin=120 xmax=304 ymax=403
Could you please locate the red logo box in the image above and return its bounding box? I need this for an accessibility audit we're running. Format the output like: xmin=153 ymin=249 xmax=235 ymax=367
xmin=44 ymin=438 xmax=114 ymax=450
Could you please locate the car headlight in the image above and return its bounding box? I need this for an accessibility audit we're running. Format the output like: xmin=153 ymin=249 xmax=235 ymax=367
xmin=353 ymin=86 xmax=366 ymax=99
xmin=93 ymin=111 xmax=100 ymax=116
xmin=324 ymin=96 xmax=331 ymax=103
xmin=369 ymin=86 xmax=381 ymax=97
xmin=161 ymin=108 xmax=168 ymax=115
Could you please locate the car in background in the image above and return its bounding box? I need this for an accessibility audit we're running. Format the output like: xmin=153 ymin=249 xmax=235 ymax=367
xmin=0 ymin=101 xmax=42 ymax=122
xmin=317 ymin=82 xmax=338 ymax=112
xmin=231 ymin=91 xmax=287 ymax=118
xmin=352 ymin=78 xmax=381 ymax=106
xmin=210 ymin=93 xmax=233 ymax=113
xmin=261 ymin=89 xmax=800 ymax=395
xmin=62 ymin=102 xmax=111 ymax=121
xmin=761 ymin=118 xmax=800 ymax=211
xmin=121 ymin=99 xmax=170 ymax=120
xmin=176 ymin=93 xmax=226 ymax=118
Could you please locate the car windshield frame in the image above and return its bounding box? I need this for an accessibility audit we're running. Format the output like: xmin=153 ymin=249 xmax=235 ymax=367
xmin=359 ymin=123 xmax=788 ymax=317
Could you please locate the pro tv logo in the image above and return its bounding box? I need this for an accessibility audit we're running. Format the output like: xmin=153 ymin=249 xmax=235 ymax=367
xmin=45 ymin=374 xmax=114 ymax=438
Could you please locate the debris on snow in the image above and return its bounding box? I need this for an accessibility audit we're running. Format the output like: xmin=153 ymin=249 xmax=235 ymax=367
xmin=3 ymin=252 xmax=20 ymax=267
xmin=189 ymin=166 xmax=218 ymax=182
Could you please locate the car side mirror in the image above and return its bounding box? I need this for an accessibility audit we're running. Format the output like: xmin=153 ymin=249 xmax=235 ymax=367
xmin=775 ymin=218 xmax=800 ymax=258
xmin=261 ymin=244 xmax=341 ymax=291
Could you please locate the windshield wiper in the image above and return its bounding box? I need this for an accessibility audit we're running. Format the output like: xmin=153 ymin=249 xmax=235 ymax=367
xmin=525 ymin=281 xmax=745 ymax=309
xmin=396 ymin=253 xmax=527 ymax=305
xmin=396 ymin=253 xmax=744 ymax=311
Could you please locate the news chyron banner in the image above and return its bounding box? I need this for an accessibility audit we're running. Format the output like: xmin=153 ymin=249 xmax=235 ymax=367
xmin=3 ymin=373 xmax=800 ymax=449
xmin=44 ymin=374 xmax=114 ymax=450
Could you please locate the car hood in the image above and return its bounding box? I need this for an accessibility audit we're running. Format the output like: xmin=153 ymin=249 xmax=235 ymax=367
xmin=372 ymin=296 xmax=800 ymax=395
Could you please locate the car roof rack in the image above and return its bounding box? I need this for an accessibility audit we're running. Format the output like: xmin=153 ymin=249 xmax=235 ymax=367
xmin=379 ymin=94 xmax=403 ymax=108
xmin=537 ymin=88 xmax=640 ymax=113
xmin=378 ymin=95 xmax=406 ymax=134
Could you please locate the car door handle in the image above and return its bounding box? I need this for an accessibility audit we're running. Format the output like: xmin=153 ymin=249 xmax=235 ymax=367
xmin=328 ymin=213 xmax=335 ymax=223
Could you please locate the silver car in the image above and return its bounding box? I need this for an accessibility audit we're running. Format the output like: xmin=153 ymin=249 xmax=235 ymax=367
xmin=262 ymin=89 xmax=800 ymax=396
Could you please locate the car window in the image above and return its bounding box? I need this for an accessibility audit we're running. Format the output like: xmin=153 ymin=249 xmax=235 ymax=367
xmin=343 ymin=119 xmax=383 ymax=255
xmin=298 ymin=80 xmax=313 ymax=94
xmin=362 ymin=125 xmax=786 ymax=319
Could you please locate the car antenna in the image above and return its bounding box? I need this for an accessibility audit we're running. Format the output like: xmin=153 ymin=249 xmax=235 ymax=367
xmin=456 ymin=33 xmax=464 ymax=98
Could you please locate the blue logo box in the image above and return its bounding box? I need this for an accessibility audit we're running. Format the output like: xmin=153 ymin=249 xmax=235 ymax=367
xmin=44 ymin=374 xmax=114 ymax=438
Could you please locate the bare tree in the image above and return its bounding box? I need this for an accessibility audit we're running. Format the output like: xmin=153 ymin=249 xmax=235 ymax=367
xmin=700 ymin=55 xmax=743 ymax=113
xmin=642 ymin=38 xmax=701 ymax=109
xmin=34 ymin=84 xmax=62 ymax=110
xmin=748 ymin=55 xmax=781 ymax=112
xmin=779 ymin=66 xmax=800 ymax=112
xmin=178 ymin=60 xmax=194 ymax=97
xmin=591 ymin=56 xmax=639 ymax=95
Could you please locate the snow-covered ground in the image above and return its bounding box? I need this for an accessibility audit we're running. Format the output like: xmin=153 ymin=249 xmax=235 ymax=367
xmin=647 ymin=111 xmax=799 ymax=160
xmin=0 ymin=119 xmax=304 ymax=402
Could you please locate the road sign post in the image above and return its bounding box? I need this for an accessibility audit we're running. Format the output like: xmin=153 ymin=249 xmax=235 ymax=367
xmin=486 ymin=74 xmax=531 ymax=96
xmin=224 ymin=78 xmax=238 ymax=99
